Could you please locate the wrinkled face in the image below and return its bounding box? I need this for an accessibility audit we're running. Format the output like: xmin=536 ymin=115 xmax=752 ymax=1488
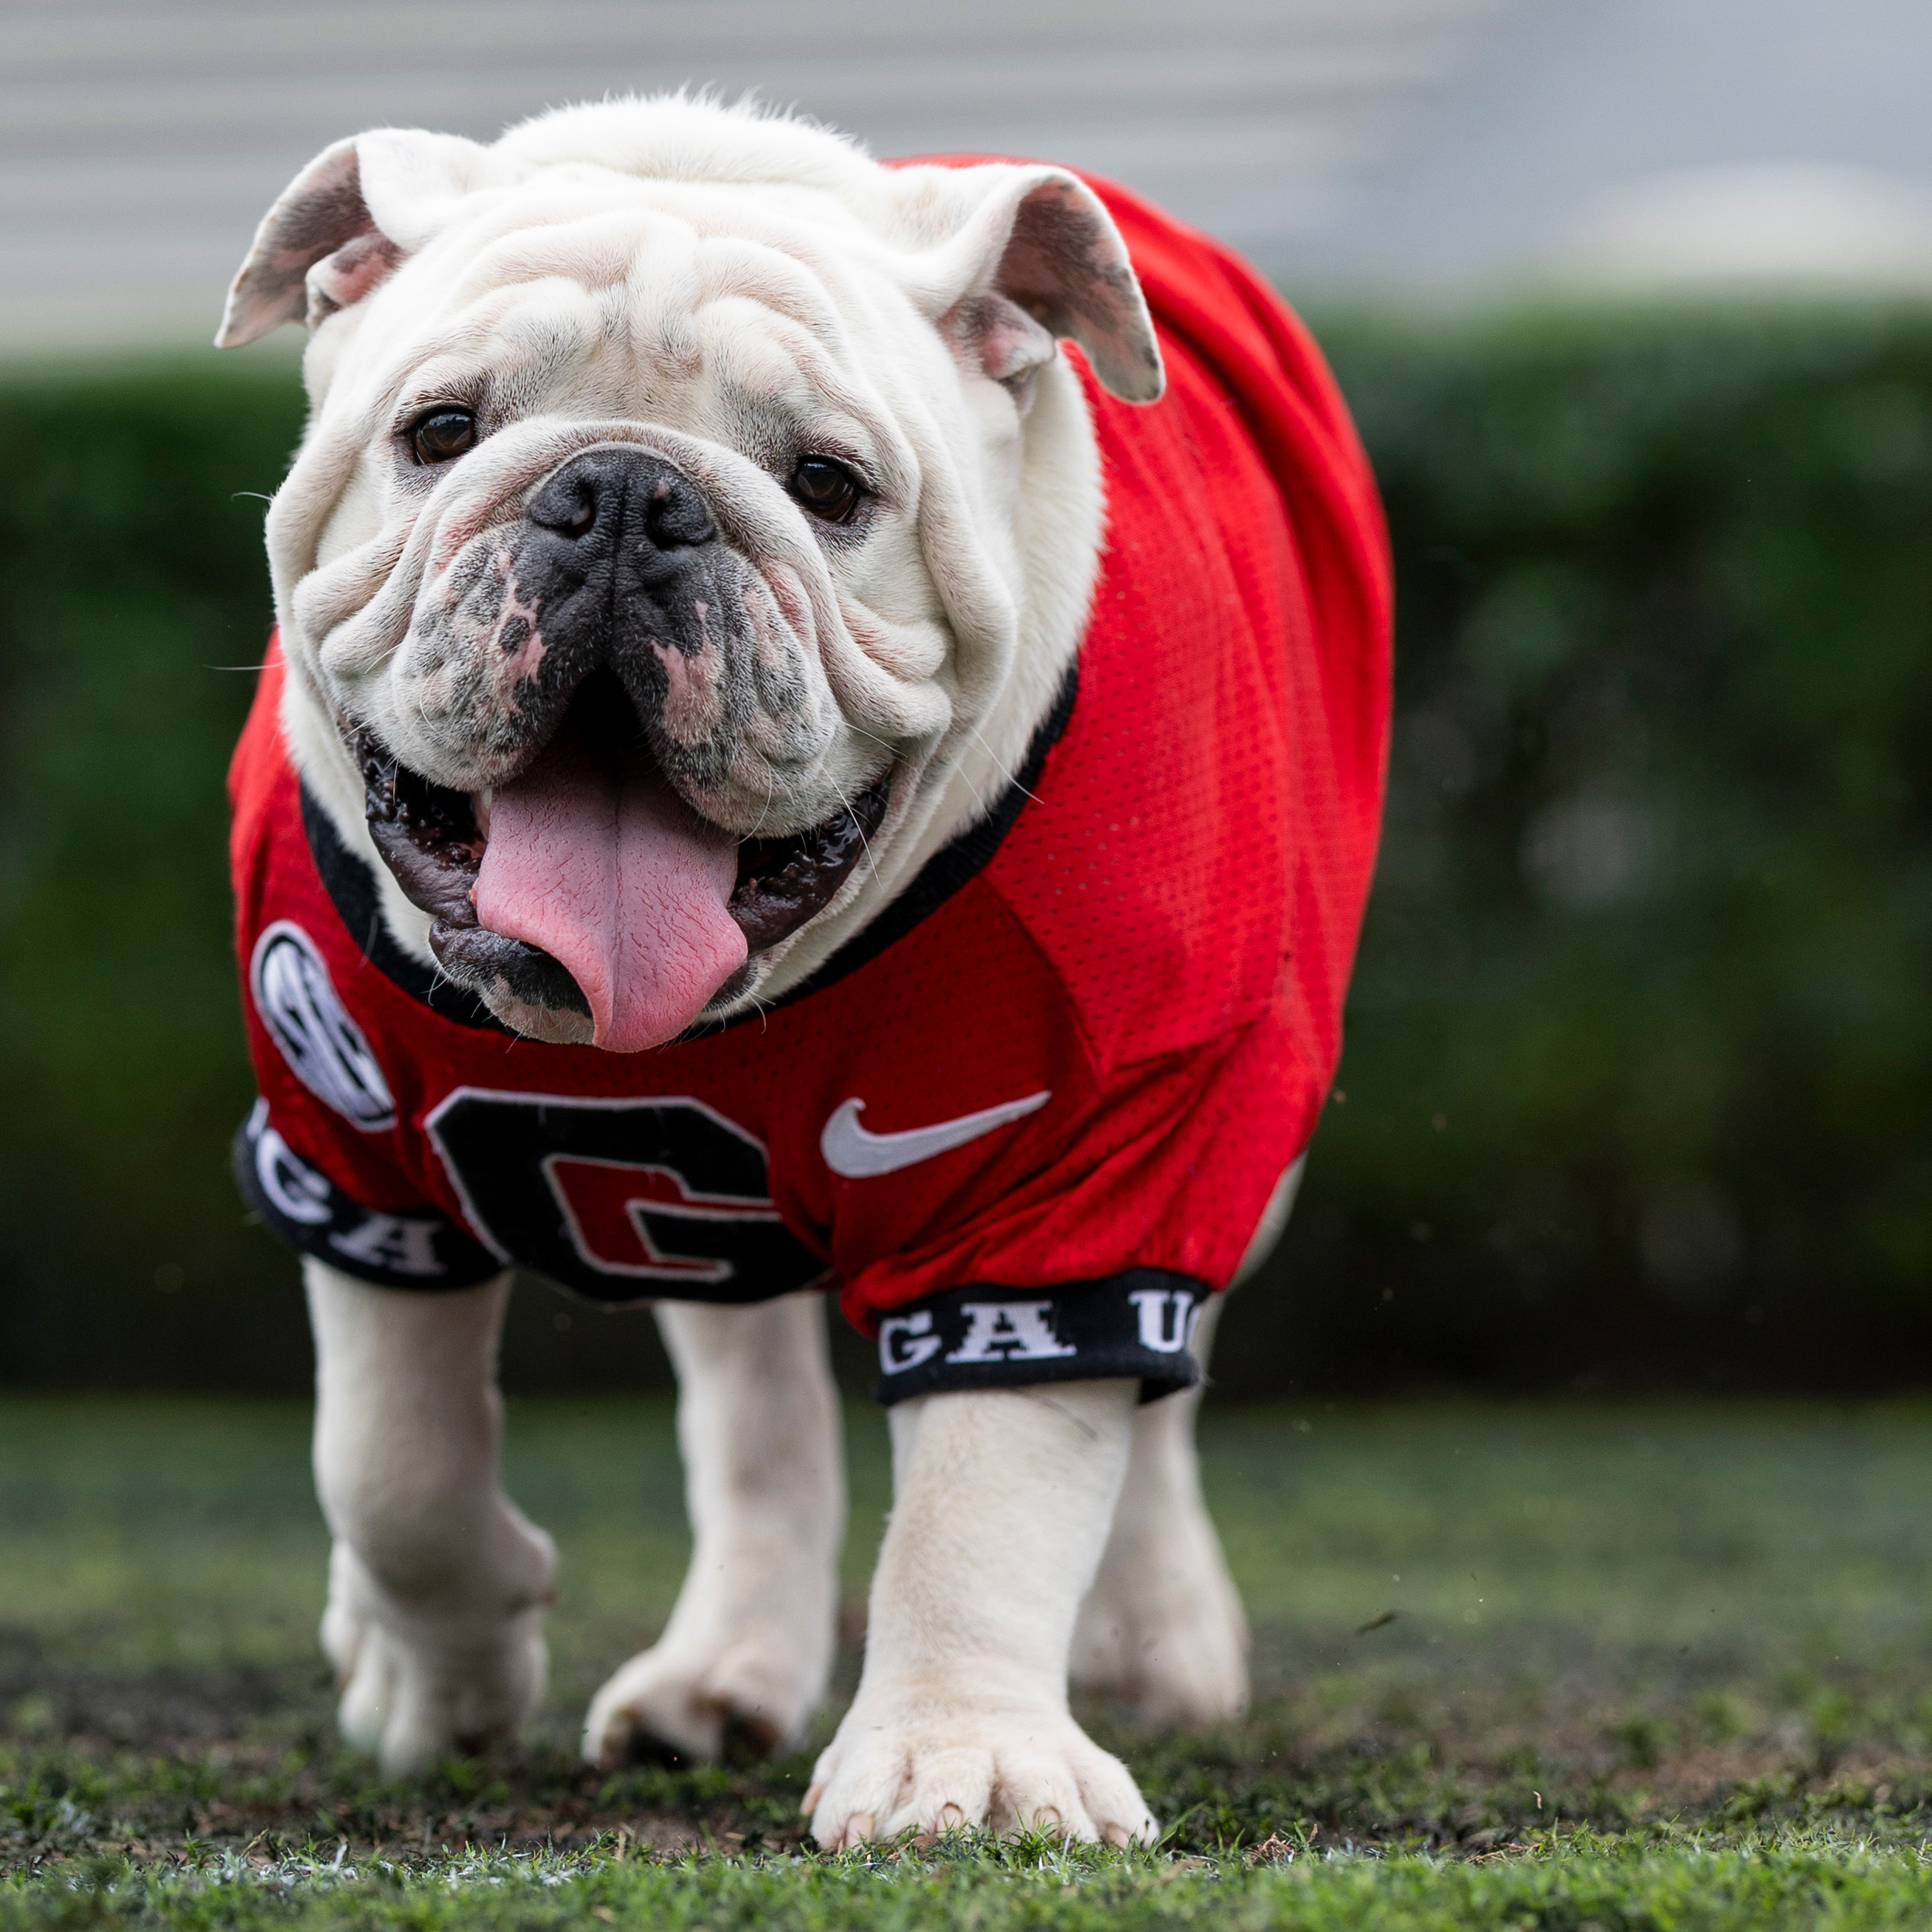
xmin=279 ymin=183 xmax=1019 ymax=1050
xmin=241 ymin=119 xmax=1159 ymax=1053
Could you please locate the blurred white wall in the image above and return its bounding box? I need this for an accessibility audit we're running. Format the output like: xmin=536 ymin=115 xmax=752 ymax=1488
xmin=1301 ymin=0 xmax=1932 ymax=294
xmin=3 ymin=0 xmax=1926 ymax=356
xmin=1 ymin=0 xmax=1499 ymax=353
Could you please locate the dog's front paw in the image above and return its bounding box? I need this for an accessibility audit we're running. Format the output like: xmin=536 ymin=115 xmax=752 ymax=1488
xmin=804 ymin=1690 xmax=1158 ymax=1848
xmin=321 ymin=1540 xmax=551 ymax=1775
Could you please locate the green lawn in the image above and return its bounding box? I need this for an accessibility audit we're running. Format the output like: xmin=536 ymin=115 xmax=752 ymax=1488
xmin=6 ymin=1396 xmax=1932 ymax=1926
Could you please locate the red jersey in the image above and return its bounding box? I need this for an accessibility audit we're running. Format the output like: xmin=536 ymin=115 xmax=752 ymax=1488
xmin=230 ymin=169 xmax=1391 ymax=1403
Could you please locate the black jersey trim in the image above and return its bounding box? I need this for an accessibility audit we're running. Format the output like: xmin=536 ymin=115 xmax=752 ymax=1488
xmin=754 ymin=660 xmax=1080 ymax=1016
xmin=233 ymin=1100 xmax=502 ymax=1290
xmin=870 ymin=1268 xmax=1209 ymax=1406
xmin=299 ymin=660 xmax=1078 ymax=1031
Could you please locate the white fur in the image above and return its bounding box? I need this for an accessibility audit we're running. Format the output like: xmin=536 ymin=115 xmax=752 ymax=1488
xmin=808 ymin=1380 xmax=1156 ymax=1846
xmin=1065 ymin=1161 xmax=1298 ymax=1720
xmin=236 ymin=97 xmax=1280 ymax=1843
xmin=306 ymin=1264 xmax=554 ymax=1774
xmin=301 ymin=1161 xmax=1295 ymax=1827
xmin=583 ymin=1294 xmax=845 ymax=1764
xmin=1067 ymin=1298 xmax=1247 ymax=1724
xmin=239 ymin=95 xmax=1153 ymax=1023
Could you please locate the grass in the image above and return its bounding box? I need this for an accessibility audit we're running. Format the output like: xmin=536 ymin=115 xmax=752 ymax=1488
xmin=7 ymin=1396 xmax=1932 ymax=1925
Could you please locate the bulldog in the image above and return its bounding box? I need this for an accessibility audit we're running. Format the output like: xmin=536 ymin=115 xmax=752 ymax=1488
xmin=216 ymin=94 xmax=1389 ymax=1847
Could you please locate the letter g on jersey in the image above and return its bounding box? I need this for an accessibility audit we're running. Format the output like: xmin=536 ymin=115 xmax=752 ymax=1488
xmin=250 ymin=921 xmax=396 ymax=1131
xmin=427 ymin=1090 xmax=825 ymax=1306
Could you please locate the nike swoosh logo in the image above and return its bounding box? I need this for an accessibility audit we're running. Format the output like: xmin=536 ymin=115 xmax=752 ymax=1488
xmin=819 ymin=1090 xmax=1051 ymax=1179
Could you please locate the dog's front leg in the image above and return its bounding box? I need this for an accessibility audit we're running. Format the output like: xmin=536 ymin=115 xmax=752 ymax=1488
xmin=807 ymin=1380 xmax=1157 ymax=1848
xmin=583 ymin=1291 xmax=844 ymax=1767
xmin=307 ymin=1261 xmax=556 ymax=1774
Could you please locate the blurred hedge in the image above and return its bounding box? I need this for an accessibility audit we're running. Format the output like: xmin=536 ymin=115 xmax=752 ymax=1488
xmin=1235 ymin=305 xmax=1932 ymax=1395
xmin=1 ymin=311 xmax=1928 ymax=1395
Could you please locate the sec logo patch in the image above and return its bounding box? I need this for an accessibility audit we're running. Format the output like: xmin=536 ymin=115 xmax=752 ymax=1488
xmin=249 ymin=920 xmax=396 ymax=1132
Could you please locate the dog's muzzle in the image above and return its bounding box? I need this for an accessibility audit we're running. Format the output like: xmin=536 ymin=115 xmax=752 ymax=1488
xmin=350 ymin=445 xmax=889 ymax=1049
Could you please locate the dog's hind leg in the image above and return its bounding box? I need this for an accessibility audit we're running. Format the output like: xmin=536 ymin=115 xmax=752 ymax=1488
xmin=583 ymin=1290 xmax=844 ymax=1767
xmin=1066 ymin=1298 xmax=1248 ymax=1725
xmin=1069 ymin=1157 xmax=1304 ymax=1726
xmin=307 ymin=1261 xmax=557 ymax=1775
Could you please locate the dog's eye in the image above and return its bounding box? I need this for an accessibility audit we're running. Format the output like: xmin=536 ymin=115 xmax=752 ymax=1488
xmin=788 ymin=456 xmax=864 ymax=525
xmin=408 ymin=408 xmax=478 ymax=465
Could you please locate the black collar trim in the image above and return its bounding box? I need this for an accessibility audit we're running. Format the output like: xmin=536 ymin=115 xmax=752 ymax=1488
xmin=301 ymin=660 xmax=1078 ymax=1035
xmin=754 ymin=661 xmax=1078 ymax=1018
xmin=301 ymin=783 xmax=509 ymax=1031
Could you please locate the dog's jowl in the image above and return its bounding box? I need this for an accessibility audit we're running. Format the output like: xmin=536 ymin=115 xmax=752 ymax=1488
xmin=216 ymin=96 xmax=1390 ymax=1846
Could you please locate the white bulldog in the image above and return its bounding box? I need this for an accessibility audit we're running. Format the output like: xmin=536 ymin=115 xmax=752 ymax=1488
xmin=216 ymin=95 xmax=1316 ymax=1849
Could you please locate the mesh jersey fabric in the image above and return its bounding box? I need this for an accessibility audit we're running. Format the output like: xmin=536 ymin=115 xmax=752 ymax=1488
xmin=227 ymin=163 xmax=1392 ymax=1401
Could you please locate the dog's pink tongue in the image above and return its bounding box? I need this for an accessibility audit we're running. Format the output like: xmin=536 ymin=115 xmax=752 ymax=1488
xmin=474 ymin=735 xmax=746 ymax=1052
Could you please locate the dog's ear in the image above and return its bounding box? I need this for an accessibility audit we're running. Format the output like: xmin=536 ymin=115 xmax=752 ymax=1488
xmin=901 ymin=165 xmax=1165 ymax=404
xmin=216 ymin=130 xmax=488 ymax=349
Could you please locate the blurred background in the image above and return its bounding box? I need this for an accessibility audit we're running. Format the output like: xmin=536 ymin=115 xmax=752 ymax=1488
xmin=3 ymin=0 xmax=1928 ymax=1398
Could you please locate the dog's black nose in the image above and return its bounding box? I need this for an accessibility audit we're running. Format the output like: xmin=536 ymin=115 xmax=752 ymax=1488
xmin=526 ymin=447 xmax=716 ymax=560
xmin=509 ymin=445 xmax=742 ymax=784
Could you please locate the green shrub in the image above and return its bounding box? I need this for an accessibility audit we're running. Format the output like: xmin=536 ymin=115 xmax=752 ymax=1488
xmin=2 ymin=310 xmax=1927 ymax=1391
xmin=1231 ymin=305 xmax=1932 ymax=1395
xmin=0 ymin=362 xmax=308 ymax=1387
